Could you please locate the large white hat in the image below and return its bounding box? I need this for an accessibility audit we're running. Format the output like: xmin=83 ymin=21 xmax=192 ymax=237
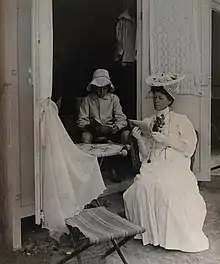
xmin=145 ymin=73 xmax=185 ymax=99
xmin=87 ymin=69 xmax=115 ymax=92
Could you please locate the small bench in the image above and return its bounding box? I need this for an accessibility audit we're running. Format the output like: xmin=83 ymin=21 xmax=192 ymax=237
xmin=76 ymin=142 xmax=128 ymax=159
xmin=76 ymin=142 xmax=129 ymax=178
xmin=56 ymin=207 xmax=146 ymax=264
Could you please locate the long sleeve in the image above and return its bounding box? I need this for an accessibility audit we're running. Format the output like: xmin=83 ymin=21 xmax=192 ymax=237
xmin=115 ymin=19 xmax=124 ymax=59
xmin=113 ymin=95 xmax=127 ymax=129
xmin=168 ymin=115 xmax=197 ymax=158
xmin=77 ymin=97 xmax=90 ymax=129
xmin=136 ymin=137 xmax=150 ymax=162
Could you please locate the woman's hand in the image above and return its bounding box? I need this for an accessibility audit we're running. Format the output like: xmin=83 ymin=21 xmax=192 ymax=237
xmin=132 ymin=126 xmax=143 ymax=141
xmin=152 ymin=132 xmax=169 ymax=145
xmin=132 ymin=127 xmax=148 ymax=159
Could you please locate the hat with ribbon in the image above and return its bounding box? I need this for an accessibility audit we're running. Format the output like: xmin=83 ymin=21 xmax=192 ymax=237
xmin=87 ymin=69 xmax=115 ymax=92
xmin=145 ymin=73 xmax=185 ymax=99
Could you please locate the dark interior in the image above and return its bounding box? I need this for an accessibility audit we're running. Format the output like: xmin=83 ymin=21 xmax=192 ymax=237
xmin=52 ymin=0 xmax=137 ymax=141
xmin=211 ymin=10 xmax=220 ymax=150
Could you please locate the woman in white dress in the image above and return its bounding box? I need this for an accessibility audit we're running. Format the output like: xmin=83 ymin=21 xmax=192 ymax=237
xmin=123 ymin=74 xmax=209 ymax=252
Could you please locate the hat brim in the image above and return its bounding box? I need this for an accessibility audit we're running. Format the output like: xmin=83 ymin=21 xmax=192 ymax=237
xmin=146 ymin=74 xmax=185 ymax=87
xmin=87 ymin=77 xmax=115 ymax=92
xmin=151 ymin=85 xmax=176 ymax=100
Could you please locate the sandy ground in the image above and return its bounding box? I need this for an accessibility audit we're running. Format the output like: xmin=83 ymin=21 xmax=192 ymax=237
xmin=1 ymin=178 xmax=220 ymax=264
xmin=0 ymin=194 xmax=124 ymax=264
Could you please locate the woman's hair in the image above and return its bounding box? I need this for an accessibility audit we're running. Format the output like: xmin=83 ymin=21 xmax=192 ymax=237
xmin=151 ymin=86 xmax=174 ymax=106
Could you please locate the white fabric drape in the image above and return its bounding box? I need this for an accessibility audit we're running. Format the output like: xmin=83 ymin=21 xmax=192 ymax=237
xmin=32 ymin=0 xmax=105 ymax=239
xmin=149 ymin=0 xmax=202 ymax=96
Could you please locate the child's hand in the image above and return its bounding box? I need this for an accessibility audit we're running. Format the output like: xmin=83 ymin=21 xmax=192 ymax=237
xmin=111 ymin=125 xmax=119 ymax=134
xmin=99 ymin=126 xmax=111 ymax=135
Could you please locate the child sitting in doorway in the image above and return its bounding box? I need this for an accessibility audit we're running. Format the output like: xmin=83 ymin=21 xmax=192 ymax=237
xmin=77 ymin=69 xmax=130 ymax=146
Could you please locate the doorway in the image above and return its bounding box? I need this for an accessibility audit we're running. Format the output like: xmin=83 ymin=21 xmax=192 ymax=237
xmin=211 ymin=9 xmax=220 ymax=173
xmin=52 ymin=0 xmax=138 ymax=141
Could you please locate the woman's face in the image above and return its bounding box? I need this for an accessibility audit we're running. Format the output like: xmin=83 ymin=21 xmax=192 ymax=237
xmin=153 ymin=91 xmax=172 ymax=111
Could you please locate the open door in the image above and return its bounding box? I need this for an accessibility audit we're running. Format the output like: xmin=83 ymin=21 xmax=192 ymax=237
xmin=32 ymin=0 xmax=42 ymax=225
xmin=140 ymin=0 xmax=211 ymax=181
xmin=196 ymin=0 xmax=212 ymax=181
xmin=136 ymin=0 xmax=144 ymax=119
xmin=0 ymin=0 xmax=22 ymax=249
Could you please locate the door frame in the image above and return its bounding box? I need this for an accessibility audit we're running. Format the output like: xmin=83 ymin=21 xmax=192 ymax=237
xmin=136 ymin=0 xmax=143 ymax=119
xmin=199 ymin=0 xmax=212 ymax=181
xmin=0 ymin=0 xmax=22 ymax=250
xmin=136 ymin=0 xmax=150 ymax=120
xmin=210 ymin=0 xmax=220 ymax=171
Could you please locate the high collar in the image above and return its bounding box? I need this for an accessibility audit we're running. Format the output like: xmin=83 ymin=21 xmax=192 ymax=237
xmin=156 ymin=107 xmax=170 ymax=117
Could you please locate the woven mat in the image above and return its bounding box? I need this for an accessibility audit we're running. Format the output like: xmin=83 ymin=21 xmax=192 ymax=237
xmin=76 ymin=143 xmax=124 ymax=158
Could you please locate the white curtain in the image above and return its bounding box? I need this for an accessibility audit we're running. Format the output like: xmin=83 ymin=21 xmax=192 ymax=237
xmin=32 ymin=0 xmax=105 ymax=239
xmin=149 ymin=0 xmax=202 ymax=96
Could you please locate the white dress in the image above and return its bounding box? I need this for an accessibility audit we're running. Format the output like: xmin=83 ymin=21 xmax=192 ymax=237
xmin=123 ymin=108 xmax=209 ymax=252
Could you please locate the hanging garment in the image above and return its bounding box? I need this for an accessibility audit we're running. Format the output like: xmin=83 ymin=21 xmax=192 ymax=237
xmin=123 ymin=109 xmax=209 ymax=252
xmin=115 ymin=10 xmax=137 ymax=65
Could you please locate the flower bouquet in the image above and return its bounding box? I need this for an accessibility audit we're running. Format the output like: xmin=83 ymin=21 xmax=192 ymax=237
xmin=152 ymin=114 xmax=165 ymax=132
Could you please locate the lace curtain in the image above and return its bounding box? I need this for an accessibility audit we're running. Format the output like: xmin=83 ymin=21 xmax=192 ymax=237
xmin=32 ymin=0 xmax=105 ymax=239
xmin=149 ymin=0 xmax=203 ymax=96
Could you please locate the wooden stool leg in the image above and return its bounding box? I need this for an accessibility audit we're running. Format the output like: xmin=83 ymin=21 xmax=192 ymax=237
xmin=102 ymin=235 xmax=134 ymax=259
xmin=94 ymin=199 xmax=101 ymax=207
xmin=111 ymin=239 xmax=129 ymax=264
xmin=56 ymin=243 xmax=92 ymax=264
xmin=69 ymin=228 xmax=83 ymax=264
